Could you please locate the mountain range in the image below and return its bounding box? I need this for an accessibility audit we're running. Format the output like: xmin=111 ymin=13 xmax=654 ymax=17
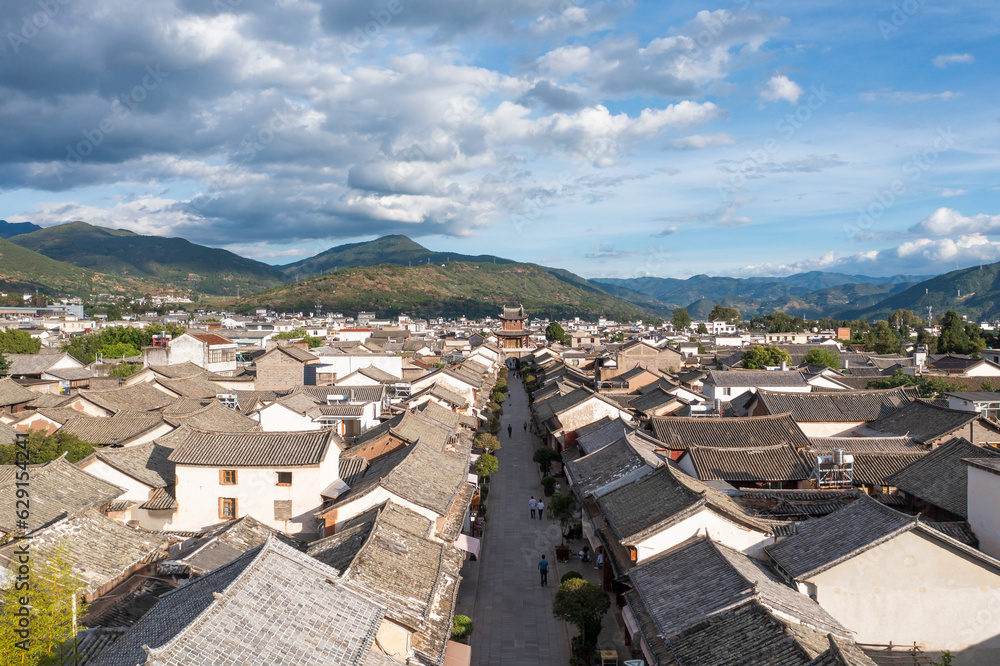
xmin=3 ymin=219 xmax=998 ymax=321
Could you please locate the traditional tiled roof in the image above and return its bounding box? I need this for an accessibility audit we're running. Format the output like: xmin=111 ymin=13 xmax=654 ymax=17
xmin=308 ymin=507 xmax=381 ymax=572
xmin=628 ymin=538 xmax=848 ymax=643
xmin=339 ymin=456 xmax=369 ymax=488
xmin=168 ymin=426 xmax=342 ymax=467
xmin=83 ymin=440 xmax=176 ymax=488
xmin=598 ymin=464 xmax=768 ymax=545
xmin=92 ymin=537 xmax=385 ymax=666
xmin=301 ymin=385 xmax=386 ymax=404
xmin=0 ymin=456 xmax=124 ymax=534
xmin=261 ymin=345 xmax=318 ymax=363
xmin=45 ymin=366 xmax=94 ymax=381
xmin=156 ymin=375 xmax=222 ymax=399
xmin=165 ymin=401 xmax=259 ymax=432
xmin=6 ymin=352 xmax=80 ymax=376
xmin=139 ymin=486 xmax=177 ymax=510
xmin=565 ymin=430 xmax=664 ymax=499
xmin=765 ymin=493 xmax=1000 ymax=581
xmin=389 ymin=410 xmax=453 ymax=451
xmin=189 ymin=332 xmax=235 ymax=347
xmin=175 ymin=515 xmax=301 ymax=575
xmin=415 ymin=400 xmax=461 ymax=432
xmin=860 ymin=399 xmax=980 ymax=443
xmin=707 ymin=370 xmax=810 ymax=388
xmin=78 ymin=383 xmax=176 ymax=413
xmin=628 ymin=387 xmax=678 ymax=414
xmin=651 ymin=413 xmax=810 ymax=450
xmin=409 ymin=383 xmax=467 ymax=409
xmin=753 ymin=387 xmax=918 ymax=422
xmin=26 ymin=392 xmax=73 ymax=409
xmin=683 ymin=443 xmax=813 ymax=483
xmin=59 ymin=413 xmax=167 ymax=446
xmin=356 ymin=365 xmax=400 ymax=383
xmin=737 ymin=489 xmax=860 ymax=520
xmin=0 ymin=509 xmax=167 ymax=597
xmin=148 ymin=362 xmax=206 ymax=379
xmin=885 ymin=437 xmax=1000 ymax=518
xmin=0 ymin=376 xmax=38 ymax=406
xmin=575 ymin=417 xmax=629 ymax=454
xmin=806 ymin=436 xmax=929 ymax=486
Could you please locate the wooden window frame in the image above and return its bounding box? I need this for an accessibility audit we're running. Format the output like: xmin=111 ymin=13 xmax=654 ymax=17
xmin=276 ymin=471 xmax=292 ymax=486
xmin=219 ymin=497 xmax=237 ymax=520
xmin=220 ymin=469 xmax=238 ymax=485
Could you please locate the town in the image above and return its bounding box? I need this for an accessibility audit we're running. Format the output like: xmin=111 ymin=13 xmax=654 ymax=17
xmin=0 ymin=298 xmax=999 ymax=665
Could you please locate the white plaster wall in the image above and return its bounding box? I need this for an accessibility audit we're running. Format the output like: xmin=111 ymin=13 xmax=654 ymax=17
xmin=797 ymin=421 xmax=866 ymax=438
xmin=168 ymin=336 xmax=205 ymax=367
xmin=966 ymin=365 xmax=1000 ymax=377
xmin=331 ymin=487 xmax=440 ymax=531
xmin=315 ymin=356 xmax=402 ymax=382
xmin=634 ymin=510 xmax=773 ymax=561
xmin=560 ymin=400 xmax=630 ymax=433
xmin=810 ymin=530 xmax=1000 ymax=662
xmin=968 ymin=466 xmax=1000 ymax=561
xmin=77 ymin=458 xmax=151 ymax=503
xmin=257 ymin=403 xmax=321 ymax=432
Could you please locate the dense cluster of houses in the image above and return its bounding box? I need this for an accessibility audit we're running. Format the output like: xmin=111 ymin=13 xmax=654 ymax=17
xmin=0 ymin=316 xmax=507 ymax=666
xmin=522 ymin=333 xmax=1000 ymax=665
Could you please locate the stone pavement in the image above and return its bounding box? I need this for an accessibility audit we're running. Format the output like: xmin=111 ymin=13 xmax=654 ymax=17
xmin=456 ymin=373 xmax=572 ymax=665
xmin=455 ymin=374 xmax=629 ymax=665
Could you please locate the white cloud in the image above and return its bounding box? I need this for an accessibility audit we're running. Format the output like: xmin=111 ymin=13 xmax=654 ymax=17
xmin=859 ymin=90 xmax=960 ymax=103
xmin=937 ymin=188 xmax=967 ymax=197
xmin=933 ymin=53 xmax=975 ymax=68
xmin=909 ymin=208 xmax=1000 ymax=237
xmin=759 ymin=75 xmax=802 ymax=105
xmin=668 ymin=133 xmax=737 ymax=150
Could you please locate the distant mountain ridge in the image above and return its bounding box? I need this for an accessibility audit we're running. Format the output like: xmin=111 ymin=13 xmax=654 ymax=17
xmin=0 ymin=220 xmax=42 ymax=238
xmin=0 ymin=238 xmax=144 ymax=296
xmin=7 ymin=221 xmax=286 ymax=296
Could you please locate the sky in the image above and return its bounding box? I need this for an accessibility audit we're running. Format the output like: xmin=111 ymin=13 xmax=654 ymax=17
xmin=1 ymin=0 xmax=998 ymax=280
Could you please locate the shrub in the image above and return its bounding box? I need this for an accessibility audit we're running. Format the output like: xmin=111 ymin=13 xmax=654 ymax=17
xmin=493 ymin=379 xmax=507 ymax=394
xmin=474 ymin=433 xmax=501 ymax=454
xmin=487 ymin=401 xmax=502 ymax=416
xmin=452 ymin=615 xmax=474 ymax=642
xmin=561 ymin=571 xmax=584 ymax=585
xmin=541 ymin=476 xmax=556 ymax=493
xmin=553 ymin=579 xmax=610 ymax=653
xmin=492 ymin=390 xmax=506 ymax=405
xmin=475 ymin=453 xmax=499 ymax=480
xmin=533 ymin=446 xmax=561 ymax=475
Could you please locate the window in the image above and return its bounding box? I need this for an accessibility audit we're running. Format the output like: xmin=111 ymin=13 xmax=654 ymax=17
xmin=276 ymin=471 xmax=292 ymax=486
xmin=722 ymin=388 xmax=732 ymax=397
xmin=219 ymin=497 xmax=237 ymax=520
xmin=208 ymin=348 xmax=236 ymax=364
xmin=220 ymin=469 xmax=237 ymax=485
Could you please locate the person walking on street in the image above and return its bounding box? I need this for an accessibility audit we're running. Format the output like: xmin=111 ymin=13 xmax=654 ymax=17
xmin=537 ymin=499 xmax=545 ymax=520
xmin=507 ymin=424 xmax=513 ymax=438
xmin=595 ymin=551 xmax=604 ymax=570
xmin=529 ymin=496 xmax=537 ymax=519
xmin=538 ymin=555 xmax=549 ymax=586
xmin=523 ymin=420 xmax=528 ymax=431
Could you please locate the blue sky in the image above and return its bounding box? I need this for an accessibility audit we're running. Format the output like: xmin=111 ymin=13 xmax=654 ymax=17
xmin=1 ymin=0 xmax=998 ymax=279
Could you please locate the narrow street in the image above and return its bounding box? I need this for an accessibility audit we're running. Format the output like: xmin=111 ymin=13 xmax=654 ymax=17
xmin=456 ymin=373 xmax=572 ymax=665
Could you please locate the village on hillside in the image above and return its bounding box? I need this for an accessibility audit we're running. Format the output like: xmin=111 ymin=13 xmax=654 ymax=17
xmin=1 ymin=299 xmax=999 ymax=665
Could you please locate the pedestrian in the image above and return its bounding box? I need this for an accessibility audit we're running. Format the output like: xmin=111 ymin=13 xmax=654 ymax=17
xmin=537 ymin=499 xmax=545 ymax=520
xmin=508 ymin=424 xmax=513 ymax=438
xmin=523 ymin=420 xmax=528 ymax=431
xmin=529 ymin=496 xmax=537 ymax=519
xmin=538 ymin=554 xmax=549 ymax=586
xmin=595 ymin=551 xmax=603 ymax=570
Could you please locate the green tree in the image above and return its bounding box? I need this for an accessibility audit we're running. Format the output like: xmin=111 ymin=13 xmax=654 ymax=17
xmin=108 ymin=362 xmax=143 ymax=378
xmin=742 ymin=345 xmax=792 ymax=369
xmin=0 ymin=352 xmax=8 ymax=376
xmin=545 ymin=322 xmax=570 ymax=344
xmin=273 ymin=328 xmax=324 ymax=348
xmin=708 ymin=305 xmax=741 ymax=324
xmin=672 ymin=307 xmax=691 ymax=331
xmin=0 ymin=329 xmax=42 ymax=354
xmin=938 ymin=311 xmax=970 ymax=354
xmin=474 ymin=453 xmax=499 ymax=480
xmin=802 ymin=347 xmax=841 ymax=369
xmin=99 ymin=341 xmax=141 ymax=360
xmin=0 ymin=547 xmax=88 ymax=665
xmin=451 ymin=615 xmax=474 ymax=643
xmin=0 ymin=432 xmax=94 ymax=465
xmin=916 ymin=329 xmax=938 ymax=354
xmin=552 ymin=578 xmax=610 ymax=653
xmin=696 ymin=322 xmax=709 ymax=335
xmin=862 ymin=321 xmax=903 ymax=355
xmin=548 ymin=492 xmax=578 ymax=546
xmin=474 ymin=433 xmax=501 ymax=455
xmin=532 ymin=446 xmax=561 ymax=475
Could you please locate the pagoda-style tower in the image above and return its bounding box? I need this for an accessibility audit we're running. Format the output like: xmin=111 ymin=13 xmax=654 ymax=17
xmin=496 ymin=304 xmax=531 ymax=351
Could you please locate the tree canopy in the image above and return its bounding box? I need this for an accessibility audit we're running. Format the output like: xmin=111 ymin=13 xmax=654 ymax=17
xmin=708 ymin=305 xmax=741 ymax=324
xmin=671 ymin=307 xmax=691 ymax=331
xmin=545 ymin=322 xmax=570 ymax=344
xmin=938 ymin=310 xmax=985 ymax=356
xmin=862 ymin=320 xmax=903 ymax=355
xmin=0 ymin=431 xmax=94 ymax=465
xmin=742 ymin=345 xmax=792 ymax=369
xmin=474 ymin=453 xmax=499 ymax=479
xmin=552 ymin=578 xmax=610 ymax=650
xmin=0 ymin=329 xmax=41 ymax=355
xmin=802 ymin=347 xmax=841 ymax=369
xmin=273 ymin=328 xmax=324 ymax=348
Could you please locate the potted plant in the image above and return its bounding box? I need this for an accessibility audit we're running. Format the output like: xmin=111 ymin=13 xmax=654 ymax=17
xmin=549 ymin=492 xmax=578 ymax=561
xmin=533 ymin=446 xmax=561 ymax=476
xmin=541 ymin=476 xmax=556 ymax=496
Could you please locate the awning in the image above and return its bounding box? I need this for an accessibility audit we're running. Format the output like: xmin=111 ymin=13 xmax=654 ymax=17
xmin=622 ymin=604 xmax=640 ymax=636
xmin=467 ymin=473 xmax=479 ymax=485
xmin=455 ymin=534 xmax=481 ymax=559
xmin=443 ymin=640 xmax=472 ymax=666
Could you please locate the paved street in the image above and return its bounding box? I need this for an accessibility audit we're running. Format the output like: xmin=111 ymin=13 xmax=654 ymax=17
xmin=457 ymin=373 xmax=572 ymax=665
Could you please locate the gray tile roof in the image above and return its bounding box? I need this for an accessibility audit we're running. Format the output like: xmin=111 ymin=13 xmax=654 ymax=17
xmin=165 ymin=401 xmax=260 ymax=432
xmin=684 ymin=443 xmax=813 ymax=483
xmin=339 ymin=455 xmax=369 ymax=488
xmin=0 ymin=509 xmax=168 ymax=597
xmin=7 ymin=352 xmax=79 ymax=376
xmin=92 ymin=536 xmax=386 ymax=666
xmin=0 ymin=456 xmax=124 ymax=534
xmin=651 ymin=413 xmax=811 ymax=450
xmin=575 ymin=417 xmax=629 ymax=455
xmin=0 ymin=376 xmax=38 ymax=406
xmin=167 ymin=426 xmax=342 ymax=467
xmin=59 ymin=413 xmax=167 ymax=446
xmin=301 ymin=385 xmax=386 ymax=404
xmin=708 ymin=369 xmax=810 ymax=388
xmin=754 ymin=387 xmax=918 ymax=422
xmin=177 ymin=515 xmax=302 ymax=575
xmin=414 ymin=400 xmax=462 ymax=432
xmin=861 ymin=399 xmax=980 ymax=443
xmin=598 ymin=463 xmax=768 ymax=545
xmin=628 ymin=537 xmax=847 ymax=642
xmin=565 ymin=430 xmax=664 ymax=498
xmin=389 ymin=410 xmax=453 ymax=451
xmin=885 ymin=437 xmax=1000 ymax=517
xmin=83 ymin=440 xmax=176 ymax=488
xmin=148 ymin=362 xmax=208 ymax=379
xmin=78 ymin=383 xmax=176 ymax=413
xmin=357 ymin=365 xmax=400 ymax=383
xmin=155 ymin=375 xmax=223 ymax=399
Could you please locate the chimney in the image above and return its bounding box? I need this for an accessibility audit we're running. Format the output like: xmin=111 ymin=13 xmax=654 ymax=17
xmin=780 ymin=361 xmax=788 ymax=372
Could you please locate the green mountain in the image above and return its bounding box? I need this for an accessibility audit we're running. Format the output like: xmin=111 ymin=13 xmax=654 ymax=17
xmin=0 ymin=221 xmax=42 ymax=238
xmin=279 ymin=235 xmax=513 ymax=281
xmin=238 ymin=261 xmax=650 ymax=320
xmin=7 ymin=221 xmax=287 ymax=296
xmin=840 ymin=262 xmax=1000 ymax=322
xmin=0 ymin=238 xmax=146 ymax=296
